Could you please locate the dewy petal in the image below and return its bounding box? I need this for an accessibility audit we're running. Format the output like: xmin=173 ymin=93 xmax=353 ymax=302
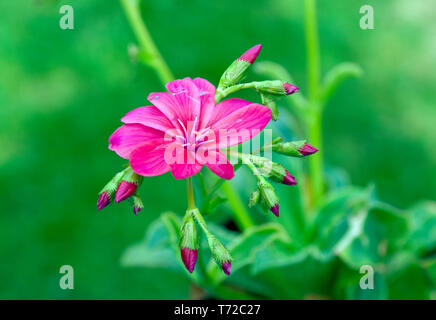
xmin=121 ymin=106 xmax=174 ymax=133
xmin=130 ymin=140 xmax=171 ymax=176
xmin=192 ymin=77 xmax=216 ymax=129
xmin=211 ymin=103 xmax=272 ymax=148
xmin=201 ymin=149 xmax=234 ymax=180
xmin=169 ymin=146 xmax=203 ymax=179
xmin=207 ymin=98 xmax=252 ymax=127
xmin=108 ymin=124 xmax=164 ymax=159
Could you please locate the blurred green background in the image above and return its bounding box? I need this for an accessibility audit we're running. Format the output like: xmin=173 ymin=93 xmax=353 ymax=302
xmin=0 ymin=0 xmax=435 ymax=299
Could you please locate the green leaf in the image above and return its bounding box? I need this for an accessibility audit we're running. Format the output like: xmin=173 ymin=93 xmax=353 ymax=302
xmin=407 ymin=201 xmax=436 ymax=254
xmin=121 ymin=212 xmax=182 ymax=270
xmin=205 ymin=223 xmax=288 ymax=283
xmin=312 ymin=187 xmax=410 ymax=269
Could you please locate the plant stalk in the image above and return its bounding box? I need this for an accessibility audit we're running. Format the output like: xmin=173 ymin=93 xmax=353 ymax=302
xmin=304 ymin=0 xmax=324 ymax=208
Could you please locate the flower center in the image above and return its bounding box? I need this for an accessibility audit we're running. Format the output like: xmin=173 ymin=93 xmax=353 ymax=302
xmin=176 ymin=118 xmax=215 ymax=151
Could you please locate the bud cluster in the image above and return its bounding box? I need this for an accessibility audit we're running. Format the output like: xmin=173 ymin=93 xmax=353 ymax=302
xmin=97 ymin=166 xmax=143 ymax=214
xmin=179 ymin=208 xmax=232 ymax=276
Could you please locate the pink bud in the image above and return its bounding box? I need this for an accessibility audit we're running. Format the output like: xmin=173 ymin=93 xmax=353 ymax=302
xmin=222 ymin=261 xmax=232 ymax=276
xmin=283 ymin=83 xmax=299 ymax=95
xmin=181 ymin=248 xmax=198 ymax=273
xmin=299 ymin=143 xmax=318 ymax=156
xmin=114 ymin=181 xmax=138 ymax=203
xmin=238 ymin=44 xmax=262 ymax=64
xmin=133 ymin=206 xmax=142 ymax=216
xmin=270 ymin=204 xmax=279 ymax=217
xmin=282 ymin=170 xmax=297 ymax=186
xmin=97 ymin=192 xmax=110 ymax=210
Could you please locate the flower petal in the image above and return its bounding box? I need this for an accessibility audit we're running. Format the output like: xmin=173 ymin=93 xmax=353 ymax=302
xmin=165 ymin=77 xmax=201 ymax=126
xmin=202 ymin=150 xmax=234 ymax=180
xmin=130 ymin=141 xmax=171 ymax=176
xmin=121 ymin=106 xmax=174 ymax=132
xmin=211 ymin=103 xmax=272 ymax=148
xmin=192 ymin=77 xmax=216 ymax=129
xmin=108 ymin=124 xmax=164 ymax=159
xmin=207 ymin=98 xmax=252 ymax=127
xmin=168 ymin=145 xmax=203 ymax=179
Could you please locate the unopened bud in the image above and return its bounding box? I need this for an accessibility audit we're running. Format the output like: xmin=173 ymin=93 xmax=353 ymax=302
xmin=218 ymin=44 xmax=262 ymax=89
xmin=258 ymin=180 xmax=280 ymax=217
xmin=282 ymin=170 xmax=297 ymax=186
xmin=299 ymin=143 xmax=318 ymax=156
xmin=254 ymin=80 xmax=299 ymax=96
xmin=238 ymin=44 xmax=262 ymax=64
xmin=179 ymin=215 xmax=199 ymax=273
xmin=114 ymin=167 xmax=142 ymax=203
xmin=96 ymin=171 xmax=125 ymax=210
xmin=283 ymin=82 xmax=299 ymax=95
xmin=97 ymin=192 xmax=110 ymax=210
xmin=271 ymin=140 xmax=318 ymax=157
xmin=207 ymin=235 xmax=232 ymax=276
xmin=131 ymin=193 xmax=144 ymax=215
xmin=248 ymin=155 xmax=297 ymax=186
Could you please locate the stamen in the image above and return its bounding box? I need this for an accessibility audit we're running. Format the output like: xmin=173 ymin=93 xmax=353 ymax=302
xmin=177 ymin=119 xmax=188 ymax=137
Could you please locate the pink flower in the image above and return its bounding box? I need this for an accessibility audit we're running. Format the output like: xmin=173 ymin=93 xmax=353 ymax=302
xmin=109 ymin=78 xmax=272 ymax=180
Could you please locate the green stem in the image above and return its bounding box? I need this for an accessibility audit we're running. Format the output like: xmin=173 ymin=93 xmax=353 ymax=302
xmin=307 ymin=107 xmax=323 ymax=208
xmin=186 ymin=177 xmax=196 ymax=210
xmin=304 ymin=0 xmax=321 ymax=100
xmin=120 ymin=0 xmax=174 ymax=84
xmin=304 ymin=0 xmax=324 ymax=208
xmin=221 ymin=182 xmax=254 ymax=230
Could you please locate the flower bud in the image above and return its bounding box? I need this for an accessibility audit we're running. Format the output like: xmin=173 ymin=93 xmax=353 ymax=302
xmin=218 ymin=44 xmax=262 ymax=89
xmin=299 ymin=143 xmax=318 ymax=156
xmin=282 ymin=170 xmax=297 ymax=186
xmin=283 ymin=82 xmax=299 ymax=95
xmin=131 ymin=193 xmax=144 ymax=215
xmin=254 ymin=80 xmax=299 ymax=96
xmin=96 ymin=171 xmax=125 ymax=210
xmin=238 ymin=44 xmax=262 ymax=64
xmin=114 ymin=167 xmax=143 ymax=203
xmin=271 ymin=140 xmax=318 ymax=157
xmin=258 ymin=179 xmax=280 ymax=217
xmin=207 ymin=235 xmax=232 ymax=276
xmin=248 ymin=155 xmax=297 ymax=186
xmin=97 ymin=192 xmax=110 ymax=210
xmin=179 ymin=215 xmax=199 ymax=273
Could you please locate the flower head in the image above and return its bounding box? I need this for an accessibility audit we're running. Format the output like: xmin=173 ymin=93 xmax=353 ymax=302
xmin=109 ymin=78 xmax=272 ymax=180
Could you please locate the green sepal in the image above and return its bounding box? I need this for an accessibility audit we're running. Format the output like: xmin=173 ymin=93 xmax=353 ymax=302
xmin=218 ymin=59 xmax=251 ymax=89
xmin=179 ymin=214 xmax=199 ymax=250
xmin=271 ymin=140 xmax=307 ymax=157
